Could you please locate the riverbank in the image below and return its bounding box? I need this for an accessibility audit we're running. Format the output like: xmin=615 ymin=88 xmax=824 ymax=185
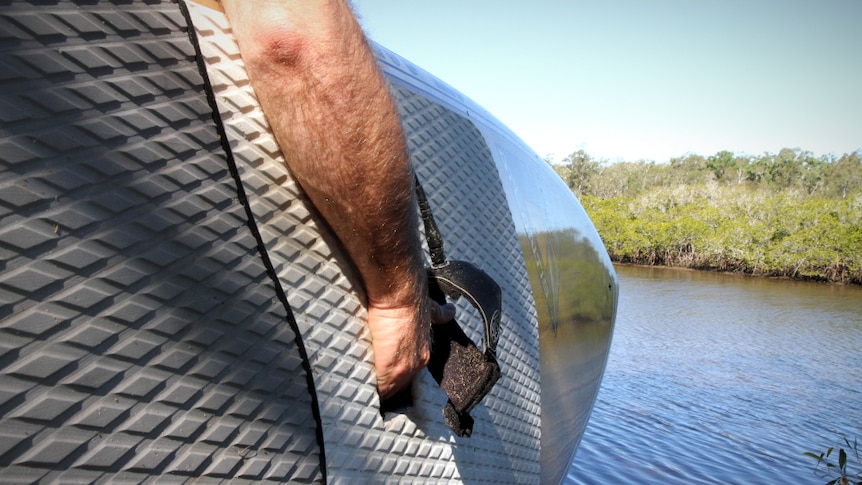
xmin=552 ymin=148 xmax=862 ymax=285
xmin=580 ymin=186 xmax=862 ymax=285
xmin=609 ymin=257 xmax=859 ymax=285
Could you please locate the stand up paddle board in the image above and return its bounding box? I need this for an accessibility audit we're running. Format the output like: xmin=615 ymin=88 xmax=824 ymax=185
xmin=0 ymin=2 xmax=617 ymax=483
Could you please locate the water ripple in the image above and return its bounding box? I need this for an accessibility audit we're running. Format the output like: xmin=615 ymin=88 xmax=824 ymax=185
xmin=567 ymin=266 xmax=862 ymax=484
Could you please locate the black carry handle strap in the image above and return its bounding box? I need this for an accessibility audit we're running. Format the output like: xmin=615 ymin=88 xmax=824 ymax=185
xmin=415 ymin=175 xmax=502 ymax=437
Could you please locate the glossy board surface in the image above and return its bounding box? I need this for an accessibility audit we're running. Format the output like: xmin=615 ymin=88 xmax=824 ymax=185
xmin=376 ymin=45 xmax=619 ymax=484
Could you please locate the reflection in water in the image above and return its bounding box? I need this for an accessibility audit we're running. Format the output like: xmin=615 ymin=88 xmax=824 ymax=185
xmin=569 ymin=265 xmax=862 ymax=484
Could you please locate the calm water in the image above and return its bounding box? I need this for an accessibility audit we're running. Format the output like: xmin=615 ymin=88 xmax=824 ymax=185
xmin=567 ymin=264 xmax=862 ymax=484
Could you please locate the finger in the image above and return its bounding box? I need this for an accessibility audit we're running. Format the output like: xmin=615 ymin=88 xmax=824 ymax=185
xmin=429 ymin=300 xmax=456 ymax=324
xmin=377 ymin=361 xmax=422 ymax=400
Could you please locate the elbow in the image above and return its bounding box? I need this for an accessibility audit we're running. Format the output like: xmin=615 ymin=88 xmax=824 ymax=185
xmin=258 ymin=29 xmax=312 ymax=70
xmin=224 ymin=1 xmax=344 ymax=76
xmin=236 ymin=22 xmax=317 ymax=75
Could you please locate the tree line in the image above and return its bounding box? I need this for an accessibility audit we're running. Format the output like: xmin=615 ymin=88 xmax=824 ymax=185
xmin=551 ymin=148 xmax=862 ymax=284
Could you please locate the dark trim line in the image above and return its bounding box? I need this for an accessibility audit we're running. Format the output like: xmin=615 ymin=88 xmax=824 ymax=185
xmin=178 ymin=1 xmax=327 ymax=482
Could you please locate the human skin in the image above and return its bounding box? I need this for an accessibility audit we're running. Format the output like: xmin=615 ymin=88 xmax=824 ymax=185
xmin=221 ymin=0 xmax=454 ymax=399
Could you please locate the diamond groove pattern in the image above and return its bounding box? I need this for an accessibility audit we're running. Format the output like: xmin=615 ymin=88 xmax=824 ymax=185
xmin=392 ymin=85 xmax=543 ymax=482
xmin=1 ymin=1 xmax=321 ymax=483
xmin=189 ymin=2 xmax=540 ymax=483
xmin=3 ymin=0 xmax=542 ymax=480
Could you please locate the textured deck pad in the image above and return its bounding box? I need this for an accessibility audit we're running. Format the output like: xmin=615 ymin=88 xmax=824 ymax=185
xmin=0 ymin=0 xmax=542 ymax=482
xmin=0 ymin=2 xmax=322 ymax=483
xmin=188 ymin=3 xmax=541 ymax=483
xmin=395 ymin=85 xmax=543 ymax=480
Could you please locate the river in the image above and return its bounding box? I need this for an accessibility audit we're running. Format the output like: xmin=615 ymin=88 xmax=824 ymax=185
xmin=566 ymin=264 xmax=862 ymax=484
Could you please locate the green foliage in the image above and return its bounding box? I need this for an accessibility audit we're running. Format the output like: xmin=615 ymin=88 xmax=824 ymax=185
xmin=554 ymin=149 xmax=602 ymax=197
xmin=805 ymin=437 xmax=862 ymax=485
xmin=560 ymin=148 xmax=862 ymax=284
xmin=555 ymin=148 xmax=862 ymax=199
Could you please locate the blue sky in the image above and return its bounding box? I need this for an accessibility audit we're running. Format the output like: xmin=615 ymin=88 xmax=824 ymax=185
xmin=352 ymin=1 xmax=862 ymax=163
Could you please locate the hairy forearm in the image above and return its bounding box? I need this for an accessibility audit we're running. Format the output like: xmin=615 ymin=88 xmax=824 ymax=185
xmin=222 ymin=0 xmax=425 ymax=307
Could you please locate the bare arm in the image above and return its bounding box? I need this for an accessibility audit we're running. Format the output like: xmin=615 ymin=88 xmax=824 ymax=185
xmin=221 ymin=0 xmax=452 ymax=399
